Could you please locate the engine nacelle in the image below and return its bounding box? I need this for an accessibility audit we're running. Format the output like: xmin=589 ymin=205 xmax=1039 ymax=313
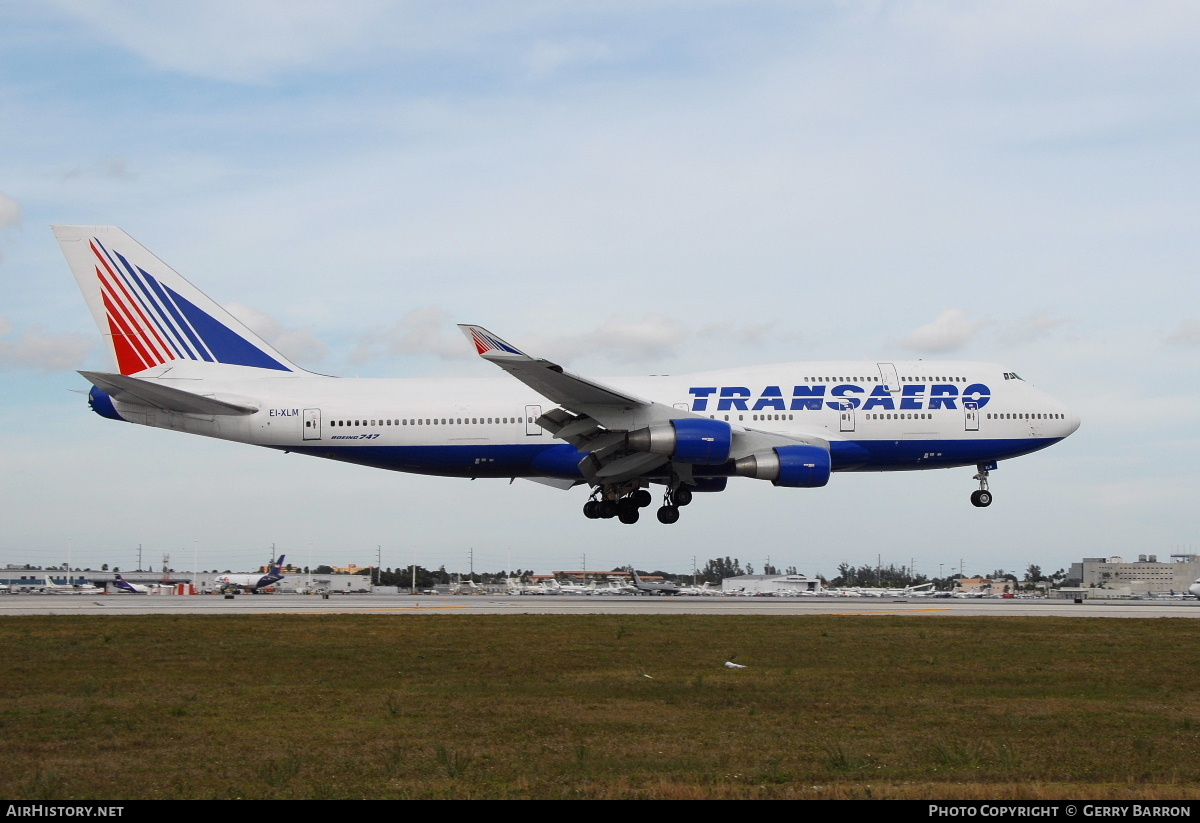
xmin=688 ymin=477 xmax=728 ymax=493
xmin=626 ymin=418 xmax=732 ymax=465
xmin=732 ymin=444 xmax=830 ymax=488
xmin=88 ymin=385 xmax=123 ymax=421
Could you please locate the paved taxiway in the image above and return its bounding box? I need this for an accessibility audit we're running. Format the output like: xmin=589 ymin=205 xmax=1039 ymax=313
xmin=1 ymin=594 xmax=1198 ymax=618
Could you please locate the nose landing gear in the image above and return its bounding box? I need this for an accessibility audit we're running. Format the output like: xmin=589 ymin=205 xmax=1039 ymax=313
xmin=971 ymin=463 xmax=993 ymax=507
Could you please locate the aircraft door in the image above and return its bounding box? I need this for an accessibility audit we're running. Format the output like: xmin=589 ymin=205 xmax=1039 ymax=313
xmin=877 ymin=362 xmax=900 ymax=394
xmin=964 ymin=402 xmax=978 ymax=432
xmin=303 ymin=408 xmax=322 ymax=440
xmin=839 ymin=401 xmax=855 ymax=432
xmin=525 ymin=405 xmax=543 ymax=436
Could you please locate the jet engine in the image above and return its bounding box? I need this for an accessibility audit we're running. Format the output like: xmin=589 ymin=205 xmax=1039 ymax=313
xmin=732 ymin=444 xmax=831 ymax=487
xmin=625 ymin=418 xmax=733 ymax=465
xmin=88 ymin=385 xmax=123 ymax=421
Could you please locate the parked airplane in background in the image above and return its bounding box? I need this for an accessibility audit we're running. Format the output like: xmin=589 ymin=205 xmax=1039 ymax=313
xmin=214 ymin=556 xmax=287 ymax=594
xmin=114 ymin=574 xmax=149 ymax=594
xmin=42 ymin=575 xmax=102 ymax=595
xmin=55 ymin=226 xmax=1080 ymax=525
xmin=505 ymin=578 xmax=554 ymax=595
xmin=544 ymin=579 xmax=595 ymax=595
xmin=1190 ymin=579 xmax=1200 ymax=599
xmin=630 ymin=570 xmax=683 ymax=596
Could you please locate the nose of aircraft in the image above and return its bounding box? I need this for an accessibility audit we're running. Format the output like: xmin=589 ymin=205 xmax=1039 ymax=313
xmin=1061 ymin=403 xmax=1081 ymax=438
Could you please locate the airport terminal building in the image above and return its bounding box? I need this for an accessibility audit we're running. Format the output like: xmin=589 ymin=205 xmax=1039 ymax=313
xmin=721 ymin=574 xmax=821 ymax=595
xmin=1068 ymin=554 xmax=1200 ymax=596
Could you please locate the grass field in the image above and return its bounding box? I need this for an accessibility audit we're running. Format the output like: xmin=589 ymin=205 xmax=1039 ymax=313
xmin=1 ymin=614 xmax=1199 ymax=799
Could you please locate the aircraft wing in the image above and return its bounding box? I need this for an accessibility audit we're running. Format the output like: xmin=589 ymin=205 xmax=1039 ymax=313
xmin=458 ymin=325 xmax=828 ymax=484
xmin=80 ymin=371 xmax=259 ymax=416
xmin=460 ymin=325 xmax=685 ymax=482
xmin=458 ymin=326 xmax=648 ymax=408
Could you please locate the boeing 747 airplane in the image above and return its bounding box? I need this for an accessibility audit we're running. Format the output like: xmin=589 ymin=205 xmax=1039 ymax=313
xmin=54 ymin=226 xmax=1080 ymax=525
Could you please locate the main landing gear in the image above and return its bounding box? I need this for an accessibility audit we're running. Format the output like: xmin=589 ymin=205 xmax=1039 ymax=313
xmin=970 ymin=463 xmax=993 ymax=508
xmin=582 ymin=481 xmax=692 ymax=525
xmin=583 ymin=484 xmax=653 ymax=524
xmin=655 ymin=484 xmax=691 ymax=525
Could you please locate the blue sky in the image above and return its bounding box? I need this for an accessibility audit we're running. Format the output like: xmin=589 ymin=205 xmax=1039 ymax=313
xmin=2 ymin=1 xmax=1199 ymax=578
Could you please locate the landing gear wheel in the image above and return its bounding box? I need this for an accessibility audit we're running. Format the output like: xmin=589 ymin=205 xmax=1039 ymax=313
xmin=583 ymin=500 xmax=601 ymax=519
xmin=657 ymin=505 xmax=680 ymax=524
xmin=673 ymin=486 xmax=693 ymax=507
xmin=633 ymin=489 xmax=653 ymax=508
xmin=618 ymin=506 xmax=640 ymax=525
xmin=971 ymin=463 xmax=993 ymax=509
xmin=598 ymin=499 xmax=619 ymax=518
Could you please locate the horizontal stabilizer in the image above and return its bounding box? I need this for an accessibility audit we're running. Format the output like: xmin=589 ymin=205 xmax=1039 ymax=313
xmin=80 ymin=371 xmax=259 ymax=416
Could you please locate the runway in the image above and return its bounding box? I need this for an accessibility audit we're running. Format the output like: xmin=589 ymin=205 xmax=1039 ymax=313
xmin=2 ymin=593 xmax=1198 ymax=617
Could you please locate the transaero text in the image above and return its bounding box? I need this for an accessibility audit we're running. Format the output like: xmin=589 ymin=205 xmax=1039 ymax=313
xmin=690 ymin=383 xmax=991 ymax=412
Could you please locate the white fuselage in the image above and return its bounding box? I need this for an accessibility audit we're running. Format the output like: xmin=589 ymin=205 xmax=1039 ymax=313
xmin=101 ymin=359 xmax=1079 ymax=482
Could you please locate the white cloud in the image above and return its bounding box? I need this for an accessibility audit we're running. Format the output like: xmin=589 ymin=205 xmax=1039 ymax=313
xmin=58 ymin=157 xmax=136 ymax=182
xmin=224 ymin=302 xmax=327 ymax=365
xmin=1000 ymin=312 xmax=1068 ymax=346
xmin=695 ymin=321 xmax=780 ymax=348
xmin=0 ymin=192 xmax=21 ymax=229
xmin=0 ymin=317 xmax=94 ymax=372
xmin=348 ymin=310 xmax=691 ymax=368
xmin=899 ymin=309 xmax=987 ymax=354
xmin=1165 ymin=320 xmax=1200 ymax=346
xmin=46 ymin=0 xmax=395 ymax=83
xmin=548 ymin=314 xmax=689 ymax=364
xmin=350 ymin=306 xmax=469 ymax=364
xmin=525 ymin=38 xmax=614 ymax=80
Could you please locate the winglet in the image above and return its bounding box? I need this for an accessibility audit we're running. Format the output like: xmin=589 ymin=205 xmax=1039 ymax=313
xmin=458 ymin=325 xmax=529 ymax=360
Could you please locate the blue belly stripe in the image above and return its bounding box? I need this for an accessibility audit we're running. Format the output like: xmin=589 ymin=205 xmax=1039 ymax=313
xmin=278 ymin=437 xmax=1063 ymax=480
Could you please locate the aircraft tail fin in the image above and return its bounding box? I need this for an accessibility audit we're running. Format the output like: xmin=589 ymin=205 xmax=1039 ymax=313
xmin=53 ymin=226 xmax=302 ymax=376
